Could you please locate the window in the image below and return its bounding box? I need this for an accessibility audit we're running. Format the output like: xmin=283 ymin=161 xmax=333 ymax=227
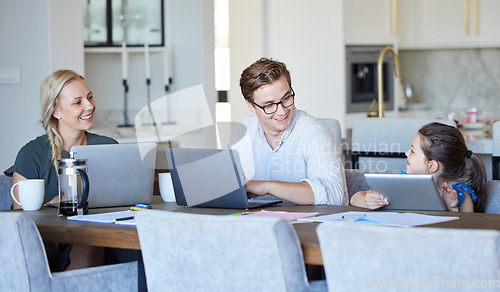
xmin=83 ymin=0 xmax=164 ymax=47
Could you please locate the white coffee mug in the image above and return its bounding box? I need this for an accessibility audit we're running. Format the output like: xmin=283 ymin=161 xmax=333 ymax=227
xmin=159 ymin=173 xmax=176 ymax=202
xmin=11 ymin=179 xmax=45 ymax=211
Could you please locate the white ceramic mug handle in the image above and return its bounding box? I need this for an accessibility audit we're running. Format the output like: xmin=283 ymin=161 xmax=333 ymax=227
xmin=10 ymin=182 xmax=22 ymax=206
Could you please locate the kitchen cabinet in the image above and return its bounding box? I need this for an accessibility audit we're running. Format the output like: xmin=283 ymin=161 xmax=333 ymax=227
xmin=472 ymin=0 xmax=500 ymax=47
xmin=344 ymin=0 xmax=397 ymax=45
xmin=398 ymin=0 xmax=500 ymax=49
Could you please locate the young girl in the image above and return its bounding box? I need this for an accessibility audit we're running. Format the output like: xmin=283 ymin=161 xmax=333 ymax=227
xmin=350 ymin=122 xmax=488 ymax=213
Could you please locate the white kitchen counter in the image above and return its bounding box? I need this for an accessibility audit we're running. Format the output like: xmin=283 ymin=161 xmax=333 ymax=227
xmin=344 ymin=110 xmax=495 ymax=178
xmin=348 ymin=109 xmax=494 ymax=155
xmin=92 ymin=123 xmax=206 ymax=144
xmin=93 ymin=115 xmax=493 ymax=155
xmin=398 ymin=109 xmax=493 ymax=155
xmin=462 ymin=129 xmax=493 ymax=155
xmin=92 ymin=117 xmax=495 ymax=178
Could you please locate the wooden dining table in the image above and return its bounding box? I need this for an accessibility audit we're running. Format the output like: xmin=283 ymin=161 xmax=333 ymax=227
xmin=20 ymin=195 xmax=500 ymax=266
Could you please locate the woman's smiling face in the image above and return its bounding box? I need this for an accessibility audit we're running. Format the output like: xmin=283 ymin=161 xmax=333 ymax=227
xmin=53 ymin=78 xmax=95 ymax=133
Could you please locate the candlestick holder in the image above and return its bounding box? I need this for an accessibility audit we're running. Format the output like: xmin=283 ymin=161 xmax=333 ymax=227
xmin=118 ymin=79 xmax=133 ymax=127
xmin=163 ymin=78 xmax=176 ymax=125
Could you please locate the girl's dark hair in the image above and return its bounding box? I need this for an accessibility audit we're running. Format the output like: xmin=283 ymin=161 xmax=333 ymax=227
xmin=418 ymin=122 xmax=488 ymax=212
xmin=239 ymin=58 xmax=291 ymax=102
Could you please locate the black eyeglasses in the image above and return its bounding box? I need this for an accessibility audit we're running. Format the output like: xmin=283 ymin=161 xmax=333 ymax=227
xmin=252 ymin=89 xmax=295 ymax=115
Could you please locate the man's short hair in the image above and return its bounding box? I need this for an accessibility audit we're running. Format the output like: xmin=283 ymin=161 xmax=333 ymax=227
xmin=239 ymin=58 xmax=292 ymax=102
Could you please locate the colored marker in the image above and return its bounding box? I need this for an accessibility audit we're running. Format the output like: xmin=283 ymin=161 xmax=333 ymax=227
xmin=130 ymin=206 xmax=149 ymax=211
xmin=228 ymin=211 xmax=256 ymax=216
xmin=135 ymin=204 xmax=152 ymax=209
xmin=342 ymin=214 xmax=366 ymax=219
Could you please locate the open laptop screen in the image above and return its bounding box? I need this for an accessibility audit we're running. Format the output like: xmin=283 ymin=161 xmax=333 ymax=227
xmin=166 ymin=148 xmax=281 ymax=209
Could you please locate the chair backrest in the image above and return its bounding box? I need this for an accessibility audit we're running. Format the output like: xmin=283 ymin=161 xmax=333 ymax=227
xmin=351 ymin=118 xmax=456 ymax=171
xmin=486 ymin=180 xmax=500 ymax=214
xmin=492 ymin=122 xmax=500 ymax=179
xmin=317 ymin=222 xmax=500 ymax=291
xmin=135 ymin=210 xmax=313 ymax=292
xmin=319 ymin=118 xmax=342 ymax=149
xmin=493 ymin=122 xmax=500 ymax=157
xmin=0 ymin=212 xmax=51 ymax=290
xmin=0 ymin=175 xmax=13 ymax=210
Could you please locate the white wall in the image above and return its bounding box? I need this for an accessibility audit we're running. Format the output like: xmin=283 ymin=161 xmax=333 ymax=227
xmin=49 ymin=0 xmax=85 ymax=74
xmin=228 ymin=0 xmax=267 ymax=124
xmin=0 ymin=0 xmax=84 ymax=172
xmin=265 ymin=0 xmax=345 ymax=124
xmin=169 ymin=0 xmax=216 ymax=124
xmin=228 ymin=0 xmax=347 ymax=134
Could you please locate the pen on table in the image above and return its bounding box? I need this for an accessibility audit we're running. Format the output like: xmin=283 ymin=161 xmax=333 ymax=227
xmin=342 ymin=214 xmax=367 ymax=219
xmin=115 ymin=216 xmax=135 ymax=221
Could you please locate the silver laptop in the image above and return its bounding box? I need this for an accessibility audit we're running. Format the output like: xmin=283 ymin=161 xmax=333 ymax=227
xmin=364 ymin=174 xmax=447 ymax=211
xmin=71 ymin=143 xmax=157 ymax=208
xmin=165 ymin=148 xmax=282 ymax=209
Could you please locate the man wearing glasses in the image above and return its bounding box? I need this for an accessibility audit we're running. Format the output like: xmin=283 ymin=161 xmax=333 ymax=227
xmin=230 ymin=58 xmax=347 ymax=205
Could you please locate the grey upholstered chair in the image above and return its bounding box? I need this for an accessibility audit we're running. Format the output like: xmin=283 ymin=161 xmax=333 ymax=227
xmin=0 ymin=212 xmax=138 ymax=292
xmin=136 ymin=210 xmax=327 ymax=292
xmin=318 ymin=118 xmax=342 ymax=149
xmin=486 ymin=180 xmax=500 ymax=214
xmin=317 ymin=222 xmax=500 ymax=292
xmin=493 ymin=121 xmax=500 ymax=179
xmin=351 ymin=118 xmax=455 ymax=172
xmin=0 ymin=174 xmax=13 ymax=210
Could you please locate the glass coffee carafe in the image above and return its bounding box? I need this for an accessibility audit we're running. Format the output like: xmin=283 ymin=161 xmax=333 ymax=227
xmin=57 ymin=153 xmax=89 ymax=216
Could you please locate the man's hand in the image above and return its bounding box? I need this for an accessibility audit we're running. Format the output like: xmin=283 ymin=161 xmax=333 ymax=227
xmin=244 ymin=180 xmax=268 ymax=196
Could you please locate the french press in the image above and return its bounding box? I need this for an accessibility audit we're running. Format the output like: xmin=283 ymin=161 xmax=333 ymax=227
xmin=57 ymin=152 xmax=89 ymax=216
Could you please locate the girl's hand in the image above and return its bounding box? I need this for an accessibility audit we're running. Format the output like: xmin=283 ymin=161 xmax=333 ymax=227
xmin=441 ymin=182 xmax=459 ymax=212
xmin=364 ymin=191 xmax=389 ymax=210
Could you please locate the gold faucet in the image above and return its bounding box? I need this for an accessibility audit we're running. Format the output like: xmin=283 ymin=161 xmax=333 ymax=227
xmin=376 ymin=46 xmax=401 ymax=117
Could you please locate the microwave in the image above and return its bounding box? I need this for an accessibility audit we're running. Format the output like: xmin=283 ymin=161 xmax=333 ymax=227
xmin=346 ymin=46 xmax=394 ymax=113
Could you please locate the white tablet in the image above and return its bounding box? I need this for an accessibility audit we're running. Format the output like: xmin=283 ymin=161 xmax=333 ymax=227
xmin=364 ymin=174 xmax=447 ymax=211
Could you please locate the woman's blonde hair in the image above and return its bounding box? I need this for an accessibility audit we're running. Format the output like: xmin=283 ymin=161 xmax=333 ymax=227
xmin=40 ymin=70 xmax=85 ymax=169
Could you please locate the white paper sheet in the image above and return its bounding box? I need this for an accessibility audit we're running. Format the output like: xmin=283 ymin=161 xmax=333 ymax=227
xmin=230 ymin=210 xmax=319 ymax=224
xmin=298 ymin=211 xmax=460 ymax=227
xmin=67 ymin=210 xmax=136 ymax=224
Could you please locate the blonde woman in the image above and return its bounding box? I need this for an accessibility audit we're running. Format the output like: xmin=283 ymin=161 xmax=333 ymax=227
xmin=6 ymin=70 xmax=116 ymax=207
xmin=4 ymin=70 xmax=117 ymax=271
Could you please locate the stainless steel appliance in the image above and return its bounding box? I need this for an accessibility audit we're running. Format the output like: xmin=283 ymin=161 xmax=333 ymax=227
xmin=346 ymin=46 xmax=394 ymax=113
